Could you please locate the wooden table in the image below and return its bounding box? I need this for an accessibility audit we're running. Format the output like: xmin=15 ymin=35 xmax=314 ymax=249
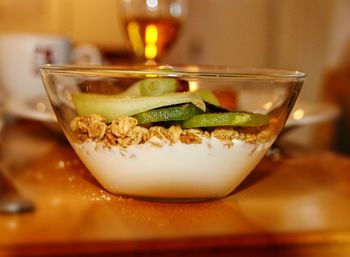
xmin=1 ymin=120 xmax=350 ymax=256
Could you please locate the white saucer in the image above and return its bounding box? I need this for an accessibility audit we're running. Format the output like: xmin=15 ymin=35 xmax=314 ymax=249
xmin=5 ymin=96 xmax=56 ymax=123
xmin=286 ymin=100 xmax=340 ymax=128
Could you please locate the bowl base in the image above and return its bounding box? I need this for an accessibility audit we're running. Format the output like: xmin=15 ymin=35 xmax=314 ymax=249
xmin=120 ymin=194 xmax=221 ymax=203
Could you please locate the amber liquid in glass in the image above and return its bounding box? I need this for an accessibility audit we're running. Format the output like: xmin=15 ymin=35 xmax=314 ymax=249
xmin=124 ymin=17 xmax=182 ymax=62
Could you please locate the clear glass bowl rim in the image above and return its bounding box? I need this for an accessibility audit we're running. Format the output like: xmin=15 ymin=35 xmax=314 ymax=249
xmin=39 ymin=64 xmax=305 ymax=81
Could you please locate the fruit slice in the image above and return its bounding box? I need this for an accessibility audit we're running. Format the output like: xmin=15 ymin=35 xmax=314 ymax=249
xmin=195 ymin=90 xmax=231 ymax=112
xmin=140 ymin=78 xmax=177 ymax=96
xmin=133 ymin=104 xmax=204 ymax=124
xmin=205 ymin=102 xmax=230 ymax=113
xmin=196 ymin=90 xmax=220 ymax=106
xmin=72 ymin=92 xmax=206 ymax=122
xmin=118 ymin=81 xmax=142 ymax=97
xmin=118 ymin=78 xmax=178 ymax=97
xmin=182 ymin=112 xmax=269 ymax=128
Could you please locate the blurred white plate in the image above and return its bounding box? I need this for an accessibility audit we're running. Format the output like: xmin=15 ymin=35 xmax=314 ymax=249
xmin=5 ymin=96 xmax=56 ymax=123
xmin=286 ymin=101 xmax=340 ymax=128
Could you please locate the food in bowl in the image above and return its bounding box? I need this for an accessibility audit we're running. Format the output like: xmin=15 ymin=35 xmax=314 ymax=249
xmin=39 ymin=65 xmax=304 ymax=201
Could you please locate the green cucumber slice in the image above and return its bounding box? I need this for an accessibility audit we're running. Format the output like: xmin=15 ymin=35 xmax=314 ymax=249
xmin=140 ymin=78 xmax=177 ymax=96
xmin=133 ymin=104 xmax=204 ymax=124
xmin=72 ymin=92 xmax=206 ymax=122
xmin=182 ymin=112 xmax=269 ymax=128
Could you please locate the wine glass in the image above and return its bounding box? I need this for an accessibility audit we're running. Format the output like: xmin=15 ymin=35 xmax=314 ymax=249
xmin=119 ymin=0 xmax=187 ymax=65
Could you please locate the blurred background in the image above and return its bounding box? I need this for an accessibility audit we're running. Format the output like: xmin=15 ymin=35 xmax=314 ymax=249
xmin=0 ymin=0 xmax=350 ymax=152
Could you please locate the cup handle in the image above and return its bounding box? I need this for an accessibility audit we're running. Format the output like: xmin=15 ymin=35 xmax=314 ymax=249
xmin=71 ymin=43 xmax=103 ymax=65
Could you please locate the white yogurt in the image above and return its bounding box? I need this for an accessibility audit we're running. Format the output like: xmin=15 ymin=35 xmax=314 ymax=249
xmin=72 ymin=137 xmax=271 ymax=200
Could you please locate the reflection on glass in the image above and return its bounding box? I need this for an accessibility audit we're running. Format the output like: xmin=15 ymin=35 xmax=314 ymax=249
xmin=292 ymin=109 xmax=305 ymax=120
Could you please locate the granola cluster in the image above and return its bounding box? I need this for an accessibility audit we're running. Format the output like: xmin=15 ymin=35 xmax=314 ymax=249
xmin=70 ymin=114 xmax=271 ymax=148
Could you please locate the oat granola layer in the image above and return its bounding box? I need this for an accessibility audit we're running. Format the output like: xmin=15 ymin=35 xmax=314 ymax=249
xmin=70 ymin=114 xmax=271 ymax=148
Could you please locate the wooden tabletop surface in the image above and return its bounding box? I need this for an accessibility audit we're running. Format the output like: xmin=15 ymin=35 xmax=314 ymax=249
xmin=1 ymin=120 xmax=350 ymax=257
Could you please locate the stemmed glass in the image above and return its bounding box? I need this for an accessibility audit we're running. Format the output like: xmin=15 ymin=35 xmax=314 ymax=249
xmin=119 ymin=0 xmax=187 ymax=65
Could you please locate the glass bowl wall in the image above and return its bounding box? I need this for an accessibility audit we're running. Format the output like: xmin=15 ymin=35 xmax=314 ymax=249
xmin=40 ymin=65 xmax=304 ymax=201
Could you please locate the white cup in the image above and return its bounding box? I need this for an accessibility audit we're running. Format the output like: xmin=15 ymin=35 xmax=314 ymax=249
xmin=0 ymin=34 xmax=102 ymax=101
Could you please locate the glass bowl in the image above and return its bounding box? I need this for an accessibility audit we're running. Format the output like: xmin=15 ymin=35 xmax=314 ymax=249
xmin=39 ymin=65 xmax=305 ymax=201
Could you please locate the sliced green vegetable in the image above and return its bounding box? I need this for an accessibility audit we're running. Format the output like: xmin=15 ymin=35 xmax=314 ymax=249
xmin=196 ymin=90 xmax=220 ymax=106
xmin=140 ymin=78 xmax=177 ymax=96
xmin=72 ymin=92 xmax=206 ymax=122
xmin=182 ymin=112 xmax=269 ymax=128
xmin=133 ymin=104 xmax=204 ymax=124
